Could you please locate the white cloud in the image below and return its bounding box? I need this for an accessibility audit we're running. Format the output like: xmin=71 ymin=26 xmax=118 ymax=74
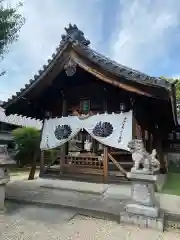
xmin=111 ymin=0 xmax=180 ymax=74
xmin=172 ymin=75 xmax=180 ymax=79
xmin=0 ymin=0 xmax=180 ymax=101
xmin=0 ymin=0 xmax=103 ymax=100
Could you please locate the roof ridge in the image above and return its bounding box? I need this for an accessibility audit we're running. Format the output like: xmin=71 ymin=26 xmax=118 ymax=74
xmin=3 ymin=23 xmax=171 ymax=108
xmin=74 ymin=44 xmax=171 ymax=89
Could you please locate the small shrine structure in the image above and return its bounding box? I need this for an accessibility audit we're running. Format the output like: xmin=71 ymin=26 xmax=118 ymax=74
xmin=2 ymin=24 xmax=178 ymax=183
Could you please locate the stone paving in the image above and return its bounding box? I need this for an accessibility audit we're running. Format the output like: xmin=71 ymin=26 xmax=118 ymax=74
xmin=6 ymin=180 xmax=124 ymax=216
xmin=6 ymin=177 xmax=180 ymax=216
xmin=0 ymin=202 xmax=180 ymax=240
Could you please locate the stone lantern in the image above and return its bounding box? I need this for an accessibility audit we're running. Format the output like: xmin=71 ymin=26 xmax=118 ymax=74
xmin=0 ymin=145 xmax=15 ymax=210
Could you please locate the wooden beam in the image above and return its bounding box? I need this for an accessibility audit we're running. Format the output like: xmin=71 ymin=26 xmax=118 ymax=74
xmin=71 ymin=52 xmax=154 ymax=98
xmin=103 ymin=146 xmax=108 ymax=182
xmin=108 ymin=153 xmax=127 ymax=176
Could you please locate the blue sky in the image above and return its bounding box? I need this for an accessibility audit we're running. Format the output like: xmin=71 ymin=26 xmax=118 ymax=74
xmin=0 ymin=0 xmax=180 ymax=101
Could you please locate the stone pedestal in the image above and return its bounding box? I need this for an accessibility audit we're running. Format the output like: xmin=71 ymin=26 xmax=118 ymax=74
xmin=120 ymin=172 xmax=164 ymax=231
xmin=0 ymin=168 xmax=10 ymax=211
xmin=0 ymin=145 xmax=16 ymax=210
xmin=0 ymin=183 xmax=6 ymax=210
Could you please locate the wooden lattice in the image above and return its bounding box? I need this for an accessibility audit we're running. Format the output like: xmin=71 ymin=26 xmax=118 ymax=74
xmin=65 ymin=155 xmax=103 ymax=169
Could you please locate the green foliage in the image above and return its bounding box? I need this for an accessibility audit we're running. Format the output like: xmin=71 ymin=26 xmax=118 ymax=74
xmin=175 ymin=81 xmax=180 ymax=102
xmin=12 ymin=127 xmax=40 ymax=166
xmin=162 ymin=173 xmax=180 ymax=196
xmin=160 ymin=76 xmax=180 ymax=114
xmin=168 ymin=159 xmax=180 ymax=173
xmin=0 ymin=1 xmax=25 ymax=58
xmin=160 ymin=76 xmax=180 ymax=101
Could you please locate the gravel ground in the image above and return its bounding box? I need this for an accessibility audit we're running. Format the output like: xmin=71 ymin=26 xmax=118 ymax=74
xmin=0 ymin=203 xmax=180 ymax=240
xmin=10 ymin=170 xmax=39 ymax=181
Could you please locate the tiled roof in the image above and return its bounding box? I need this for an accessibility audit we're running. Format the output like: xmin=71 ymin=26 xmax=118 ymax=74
xmin=2 ymin=24 xmax=171 ymax=109
xmin=74 ymin=44 xmax=171 ymax=88
xmin=0 ymin=107 xmax=42 ymax=130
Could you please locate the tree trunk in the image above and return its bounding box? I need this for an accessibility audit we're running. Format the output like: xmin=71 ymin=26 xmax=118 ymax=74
xmin=28 ymin=153 xmax=37 ymax=180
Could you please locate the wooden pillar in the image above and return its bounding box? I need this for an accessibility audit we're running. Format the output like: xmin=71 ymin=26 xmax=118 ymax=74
xmin=154 ymin=128 xmax=167 ymax=173
xmin=39 ymin=111 xmax=49 ymax=177
xmin=157 ymin=140 xmax=166 ymax=173
xmin=103 ymin=88 xmax=107 ymax=112
xmin=62 ymin=98 xmax=67 ymax=116
xmin=40 ymin=150 xmax=44 ymax=177
xmin=156 ymin=143 xmax=164 ymax=172
xmin=103 ymin=146 xmax=108 ymax=182
xmin=62 ymin=98 xmax=69 ymax=154
xmin=132 ymin=117 xmax=142 ymax=139
xmin=134 ymin=120 xmax=142 ymax=140
xmin=132 ymin=116 xmax=136 ymax=139
xmin=102 ymin=91 xmax=108 ymax=182
xmin=149 ymin=132 xmax=153 ymax=152
xmin=145 ymin=129 xmax=150 ymax=152
xmin=92 ymin=139 xmax=97 ymax=153
xmin=60 ymin=96 xmax=68 ymax=172
xmin=142 ymin=128 xmax=145 ymax=147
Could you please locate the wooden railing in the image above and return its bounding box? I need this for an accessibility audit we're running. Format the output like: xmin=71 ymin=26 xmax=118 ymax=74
xmin=64 ymin=154 xmax=103 ymax=169
xmin=61 ymin=154 xmax=104 ymax=175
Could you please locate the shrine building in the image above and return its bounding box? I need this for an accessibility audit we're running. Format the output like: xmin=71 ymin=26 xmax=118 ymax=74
xmin=2 ymin=24 xmax=178 ymax=183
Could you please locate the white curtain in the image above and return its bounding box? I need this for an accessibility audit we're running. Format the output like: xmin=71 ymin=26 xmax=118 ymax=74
xmin=84 ymin=111 xmax=132 ymax=151
xmin=40 ymin=111 xmax=132 ymax=151
xmin=40 ymin=116 xmax=81 ymax=150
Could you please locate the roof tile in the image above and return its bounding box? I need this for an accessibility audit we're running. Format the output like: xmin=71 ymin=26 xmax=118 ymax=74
xmin=3 ymin=23 xmax=171 ymax=109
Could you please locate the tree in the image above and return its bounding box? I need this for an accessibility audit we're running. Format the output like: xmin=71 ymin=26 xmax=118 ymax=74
xmin=0 ymin=1 xmax=25 ymax=74
xmin=12 ymin=127 xmax=40 ymax=180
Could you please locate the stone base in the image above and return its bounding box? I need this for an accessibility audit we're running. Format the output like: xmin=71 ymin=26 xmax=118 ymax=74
xmin=127 ymin=172 xmax=157 ymax=182
xmin=0 ymin=184 xmax=5 ymax=210
xmin=125 ymin=203 xmax=159 ymax=218
xmin=120 ymin=211 xmax=164 ymax=231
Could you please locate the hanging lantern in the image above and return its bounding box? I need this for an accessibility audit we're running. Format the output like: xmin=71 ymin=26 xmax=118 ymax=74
xmin=64 ymin=58 xmax=77 ymax=77
xmin=120 ymin=103 xmax=126 ymax=112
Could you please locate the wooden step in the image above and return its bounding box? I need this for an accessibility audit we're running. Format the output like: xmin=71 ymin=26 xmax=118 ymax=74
xmin=108 ymin=171 xmax=125 ymax=177
xmin=43 ymin=171 xmax=128 ymax=184
xmin=46 ymin=164 xmax=133 ymax=174
xmin=108 ymin=162 xmax=133 ymax=165
xmin=43 ymin=172 xmax=105 ymax=183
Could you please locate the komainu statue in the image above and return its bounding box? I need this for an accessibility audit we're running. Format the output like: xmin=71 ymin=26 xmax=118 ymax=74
xmin=128 ymin=139 xmax=160 ymax=174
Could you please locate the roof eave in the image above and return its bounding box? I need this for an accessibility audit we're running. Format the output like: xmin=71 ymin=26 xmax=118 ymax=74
xmin=72 ymin=44 xmax=171 ymax=91
xmin=2 ymin=23 xmax=172 ymax=111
